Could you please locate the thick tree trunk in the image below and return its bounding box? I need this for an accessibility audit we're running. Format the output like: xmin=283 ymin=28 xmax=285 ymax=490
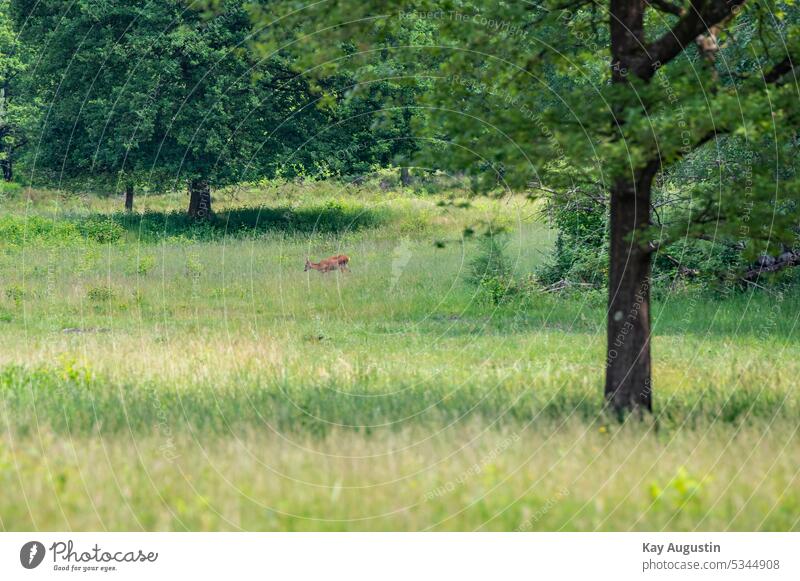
xmin=605 ymin=0 xmax=654 ymax=416
xmin=399 ymin=166 xmax=411 ymax=187
xmin=601 ymin=0 xmax=745 ymax=416
xmin=188 ymin=179 xmax=211 ymax=219
xmin=124 ymin=182 xmax=134 ymax=212
xmin=604 ymin=171 xmax=655 ymax=415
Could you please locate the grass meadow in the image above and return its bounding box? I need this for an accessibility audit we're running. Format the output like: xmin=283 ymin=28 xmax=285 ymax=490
xmin=0 ymin=179 xmax=798 ymax=531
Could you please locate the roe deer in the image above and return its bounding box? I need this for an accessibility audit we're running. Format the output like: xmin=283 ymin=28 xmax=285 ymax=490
xmin=304 ymin=255 xmax=350 ymax=273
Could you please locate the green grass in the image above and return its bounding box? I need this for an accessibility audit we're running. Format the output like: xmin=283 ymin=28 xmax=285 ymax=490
xmin=0 ymin=180 xmax=798 ymax=531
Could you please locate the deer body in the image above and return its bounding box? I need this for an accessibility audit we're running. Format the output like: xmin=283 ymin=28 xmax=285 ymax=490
xmin=305 ymin=255 xmax=350 ymax=273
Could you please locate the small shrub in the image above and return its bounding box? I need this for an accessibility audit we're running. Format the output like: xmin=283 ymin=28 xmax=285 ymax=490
xmin=133 ymin=255 xmax=156 ymax=276
xmin=80 ymin=218 xmax=124 ymax=244
xmin=649 ymin=467 xmax=707 ymax=514
xmin=5 ymin=285 xmax=24 ymax=307
xmin=185 ymin=254 xmax=204 ymax=278
xmin=0 ymin=215 xmax=84 ymax=247
xmin=0 ymin=182 xmax=22 ymax=198
xmin=87 ymin=286 xmax=115 ymax=302
xmin=468 ymin=233 xmax=518 ymax=305
xmin=476 ymin=275 xmax=518 ymax=305
xmin=467 ymin=232 xmax=512 ymax=287
xmin=398 ymin=213 xmax=430 ymax=236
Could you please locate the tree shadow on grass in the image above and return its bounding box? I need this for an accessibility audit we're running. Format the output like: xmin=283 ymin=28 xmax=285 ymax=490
xmin=111 ymin=203 xmax=390 ymax=242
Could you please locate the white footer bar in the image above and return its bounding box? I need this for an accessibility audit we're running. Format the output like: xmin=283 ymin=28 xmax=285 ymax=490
xmin=1 ymin=533 xmax=797 ymax=580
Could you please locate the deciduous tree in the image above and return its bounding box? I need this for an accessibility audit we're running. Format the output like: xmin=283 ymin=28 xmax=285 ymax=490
xmin=251 ymin=0 xmax=800 ymax=415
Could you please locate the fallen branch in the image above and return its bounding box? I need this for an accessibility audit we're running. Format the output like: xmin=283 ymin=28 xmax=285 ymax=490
xmin=742 ymin=251 xmax=800 ymax=282
xmin=662 ymin=254 xmax=700 ymax=278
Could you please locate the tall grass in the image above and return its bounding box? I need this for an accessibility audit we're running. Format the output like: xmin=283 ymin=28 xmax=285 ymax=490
xmin=0 ymin=183 xmax=797 ymax=531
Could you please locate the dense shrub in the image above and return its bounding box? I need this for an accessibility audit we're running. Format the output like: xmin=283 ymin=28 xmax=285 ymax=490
xmin=0 ymin=215 xmax=83 ymax=247
xmin=0 ymin=182 xmax=22 ymax=198
xmin=535 ymin=198 xmax=607 ymax=288
xmin=79 ymin=217 xmax=125 ymax=243
xmin=536 ymin=196 xmax=765 ymax=294
xmin=87 ymin=286 xmax=115 ymax=302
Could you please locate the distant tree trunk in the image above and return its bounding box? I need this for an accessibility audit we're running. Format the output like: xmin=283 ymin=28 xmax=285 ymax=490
xmin=399 ymin=166 xmax=411 ymax=187
xmin=124 ymin=182 xmax=134 ymax=212
xmin=188 ymin=179 xmax=211 ymax=219
xmin=1 ymin=83 xmax=11 ymax=182
xmin=0 ymin=157 xmax=11 ymax=182
xmin=605 ymin=169 xmax=656 ymax=415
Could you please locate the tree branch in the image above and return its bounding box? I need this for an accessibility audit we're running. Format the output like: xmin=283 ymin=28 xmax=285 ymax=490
xmin=742 ymin=250 xmax=800 ymax=281
xmin=646 ymin=0 xmax=685 ymax=16
xmin=644 ymin=0 xmax=746 ymax=78
xmin=764 ymin=55 xmax=796 ymax=84
xmin=662 ymin=253 xmax=700 ymax=277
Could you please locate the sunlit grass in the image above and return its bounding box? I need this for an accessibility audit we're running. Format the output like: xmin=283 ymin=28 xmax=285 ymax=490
xmin=0 ymin=181 xmax=798 ymax=530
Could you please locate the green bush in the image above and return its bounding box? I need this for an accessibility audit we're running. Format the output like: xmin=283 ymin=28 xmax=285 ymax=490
xmin=467 ymin=233 xmax=519 ymax=305
xmin=536 ymin=198 xmax=607 ymax=287
xmin=476 ymin=275 xmax=518 ymax=305
xmin=79 ymin=218 xmax=125 ymax=244
xmin=87 ymin=286 xmax=115 ymax=302
xmin=0 ymin=182 xmax=23 ymax=197
xmin=467 ymin=232 xmax=512 ymax=287
xmin=138 ymin=255 xmax=156 ymax=276
xmin=5 ymin=285 xmax=24 ymax=307
xmin=0 ymin=215 xmax=83 ymax=247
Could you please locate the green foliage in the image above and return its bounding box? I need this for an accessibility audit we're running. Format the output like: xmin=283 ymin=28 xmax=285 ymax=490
xmin=184 ymin=253 xmax=204 ymax=279
xmin=87 ymin=286 xmax=115 ymax=302
xmin=536 ymin=198 xmax=608 ymax=287
xmin=0 ymin=201 xmax=392 ymax=248
xmin=4 ymin=284 xmax=23 ymax=307
xmin=4 ymin=2 xmax=307 ymax=189
xmin=9 ymin=0 xmax=429 ymax=193
xmin=649 ymin=467 xmax=707 ymax=514
xmin=467 ymin=232 xmax=512 ymax=286
xmin=132 ymin=255 xmax=156 ymax=277
xmin=0 ymin=181 xmax=21 ymax=197
xmin=0 ymin=1 xmax=33 ymax=180
xmin=252 ymin=0 xmax=800 ymax=291
xmin=467 ymin=231 xmax=520 ymax=304
xmin=80 ymin=218 xmax=125 ymax=244
xmin=0 ymin=214 xmax=83 ymax=247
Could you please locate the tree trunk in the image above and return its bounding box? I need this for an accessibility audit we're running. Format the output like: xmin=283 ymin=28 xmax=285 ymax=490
xmin=0 ymin=158 xmax=11 ymax=182
xmin=1 ymin=84 xmax=11 ymax=182
xmin=124 ymin=182 xmax=134 ymax=212
xmin=399 ymin=166 xmax=411 ymax=187
xmin=605 ymin=0 xmax=654 ymax=416
xmin=604 ymin=170 xmax=655 ymax=415
xmin=188 ymin=179 xmax=211 ymax=219
xmin=601 ymin=0 xmax=744 ymax=416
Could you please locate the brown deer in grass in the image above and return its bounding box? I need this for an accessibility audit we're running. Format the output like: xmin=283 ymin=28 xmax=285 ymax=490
xmin=304 ymin=254 xmax=350 ymax=273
